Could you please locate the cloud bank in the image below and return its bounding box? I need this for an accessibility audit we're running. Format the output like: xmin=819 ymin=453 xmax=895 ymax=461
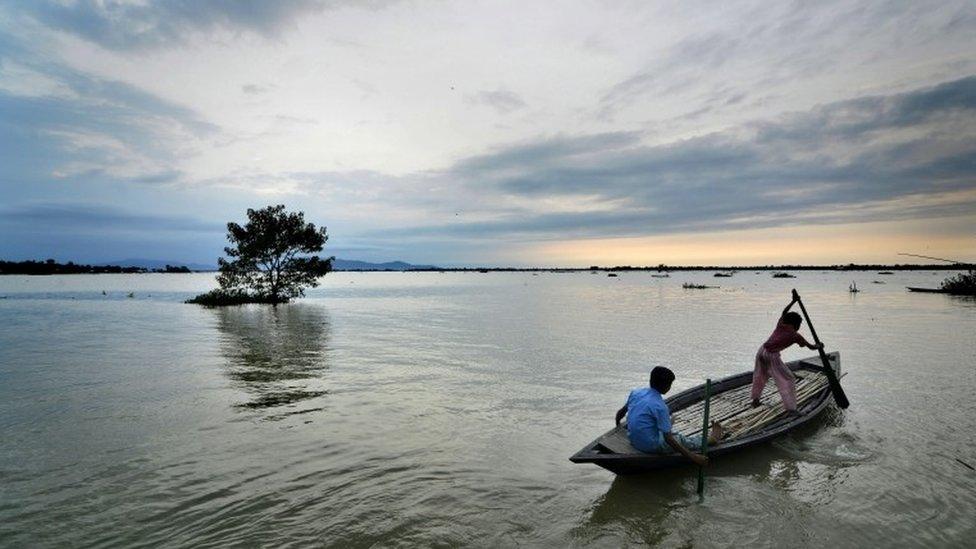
xmin=0 ymin=1 xmax=974 ymax=265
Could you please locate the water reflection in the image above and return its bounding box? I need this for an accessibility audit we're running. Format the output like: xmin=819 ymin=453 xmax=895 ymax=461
xmin=574 ymin=413 xmax=855 ymax=544
xmin=212 ymin=304 xmax=332 ymax=419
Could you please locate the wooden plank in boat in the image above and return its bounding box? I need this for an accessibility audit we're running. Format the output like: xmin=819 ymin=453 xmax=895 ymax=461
xmin=596 ymin=427 xmax=639 ymax=454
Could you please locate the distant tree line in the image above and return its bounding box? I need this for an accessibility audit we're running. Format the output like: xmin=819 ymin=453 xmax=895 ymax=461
xmin=364 ymin=263 xmax=972 ymax=273
xmin=0 ymin=259 xmax=193 ymax=275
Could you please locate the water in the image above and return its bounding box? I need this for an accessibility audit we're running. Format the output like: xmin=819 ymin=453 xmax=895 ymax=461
xmin=1 ymin=271 xmax=974 ymax=547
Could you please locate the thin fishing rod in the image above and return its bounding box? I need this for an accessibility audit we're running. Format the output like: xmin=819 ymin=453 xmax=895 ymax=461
xmin=897 ymin=253 xmax=966 ymax=264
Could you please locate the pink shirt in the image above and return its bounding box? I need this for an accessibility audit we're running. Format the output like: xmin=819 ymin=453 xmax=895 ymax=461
xmin=763 ymin=320 xmax=810 ymax=353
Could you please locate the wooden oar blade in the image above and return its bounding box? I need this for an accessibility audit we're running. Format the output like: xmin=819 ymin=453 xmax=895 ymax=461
xmin=793 ymin=290 xmax=850 ymax=409
xmin=819 ymin=350 xmax=850 ymax=409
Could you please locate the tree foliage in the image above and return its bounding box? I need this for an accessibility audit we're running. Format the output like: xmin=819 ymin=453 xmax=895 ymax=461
xmin=202 ymin=205 xmax=332 ymax=305
xmin=940 ymin=269 xmax=976 ymax=295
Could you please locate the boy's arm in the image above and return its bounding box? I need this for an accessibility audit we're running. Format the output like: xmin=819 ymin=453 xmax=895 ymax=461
xmin=781 ymin=296 xmax=798 ymax=318
xmin=796 ymin=334 xmax=822 ymax=350
xmin=664 ymin=433 xmax=707 ymax=466
xmin=615 ymin=405 xmax=627 ymax=426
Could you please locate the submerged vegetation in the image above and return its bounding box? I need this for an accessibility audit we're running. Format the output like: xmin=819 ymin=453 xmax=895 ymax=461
xmin=185 ymin=289 xmax=277 ymax=306
xmin=940 ymin=269 xmax=976 ymax=296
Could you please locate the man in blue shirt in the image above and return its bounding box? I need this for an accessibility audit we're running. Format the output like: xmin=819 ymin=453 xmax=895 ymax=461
xmin=615 ymin=366 xmax=723 ymax=466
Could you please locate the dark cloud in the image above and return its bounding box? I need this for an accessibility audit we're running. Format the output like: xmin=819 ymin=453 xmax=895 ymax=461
xmin=0 ymin=203 xmax=224 ymax=233
xmin=17 ymin=0 xmax=326 ymax=50
xmin=596 ymin=1 xmax=973 ymax=121
xmin=453 ymin=132 xmax=643 ymax=175
xmin=373 ymin=76 xmax=976 ymax=241
xmin=599 ymin=31 xmax=743 ymax=116
xmin=0 ymin=203 xmax=227 ymax=264
xmin=242 ymin=83 xmax=274 ymax=95
xmin=467 ymin=89 xmax=527 ymax=114
xmin=0 ymin=49 xmax=216 ymax=189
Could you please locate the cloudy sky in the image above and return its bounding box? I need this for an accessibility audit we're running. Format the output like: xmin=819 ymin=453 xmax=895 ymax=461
xmin=1 ymin=0 xmax=974 ymax=266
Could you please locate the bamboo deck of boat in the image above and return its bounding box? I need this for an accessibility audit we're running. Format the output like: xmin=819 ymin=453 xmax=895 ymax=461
xmin=570 ymin=353 xmax=841 ymax=474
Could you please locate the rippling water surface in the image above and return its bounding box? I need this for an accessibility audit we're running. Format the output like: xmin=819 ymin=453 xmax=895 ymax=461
xmin=1 ymin=271 xmax=974 ymax=547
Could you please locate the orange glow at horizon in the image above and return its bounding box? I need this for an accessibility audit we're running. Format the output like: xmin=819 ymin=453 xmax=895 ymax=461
xmin=523 ymin=216 xmax=976 ymax=266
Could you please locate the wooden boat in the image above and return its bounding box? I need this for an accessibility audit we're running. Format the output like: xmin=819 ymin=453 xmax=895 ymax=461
xmin=570 ymin=353 xmax=841 ymax=474
xmin=906 ymin=286 xmax=947 ymax=293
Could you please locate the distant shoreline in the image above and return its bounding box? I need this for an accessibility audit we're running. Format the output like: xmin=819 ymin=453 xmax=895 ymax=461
xmin=340 ymin=264 xmax=970 ymax=272
xmin=2 ymin=258 xmax=971 ymax=275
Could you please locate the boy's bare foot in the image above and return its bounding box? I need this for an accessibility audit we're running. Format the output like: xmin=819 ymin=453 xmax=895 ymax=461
xmin=708 ymin=421 xmax=725 ymax=444
xmin=751 ymin=398 xmax=761 ymax=408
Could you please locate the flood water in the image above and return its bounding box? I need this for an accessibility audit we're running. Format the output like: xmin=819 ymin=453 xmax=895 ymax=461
xmin=1 ymin=271 xmax=974 ymax=547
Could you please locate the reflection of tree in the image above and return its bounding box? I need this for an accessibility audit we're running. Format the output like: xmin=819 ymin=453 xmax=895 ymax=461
xmin=213 ymin=304 xmax=331 ymax=418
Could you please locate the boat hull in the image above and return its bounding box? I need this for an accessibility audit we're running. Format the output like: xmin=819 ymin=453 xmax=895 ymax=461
xmin=569 ymin=353 xmax=840 ymax=474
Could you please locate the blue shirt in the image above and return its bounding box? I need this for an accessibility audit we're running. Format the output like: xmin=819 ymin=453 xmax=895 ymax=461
xmin=625 ymin=387 xmax=672 ymax=452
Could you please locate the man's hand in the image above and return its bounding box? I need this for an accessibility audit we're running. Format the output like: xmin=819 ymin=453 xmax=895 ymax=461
xmin=615 ymin=405 xmax=627 ymax=427
xmin=810 ymin=342 xmax=824 ymax=350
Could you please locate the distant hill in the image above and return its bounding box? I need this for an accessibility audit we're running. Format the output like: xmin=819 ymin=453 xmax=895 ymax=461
xmin=332 ymin=259 xmax=439 ymax=271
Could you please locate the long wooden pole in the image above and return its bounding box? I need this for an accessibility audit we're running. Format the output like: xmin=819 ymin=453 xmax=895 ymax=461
xmin=792 ymin=289 xmax=850 ymax=409
xmin=697 ymin=378 xmax=712 ymax=499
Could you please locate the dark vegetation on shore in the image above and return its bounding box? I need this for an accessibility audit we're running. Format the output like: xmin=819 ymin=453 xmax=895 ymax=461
xmin=940 ymin=269 xmax=976 ymax=295
xmin=4 ymin=258 xmax=973 ymax=275
xmin=0 ymin=259 xmax=192 ymax=275
xmin=381 ymin=263 xmax=973 ymax=273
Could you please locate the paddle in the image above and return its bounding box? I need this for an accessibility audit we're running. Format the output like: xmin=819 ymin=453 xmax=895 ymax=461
xmin=697 ymin=378 xmax=712 ymax=499
xmin=792 ymin=289 xmax=850 ymax=409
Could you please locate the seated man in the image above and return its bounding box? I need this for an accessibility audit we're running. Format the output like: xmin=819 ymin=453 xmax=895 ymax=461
xmin=615 ymin=366 xmax=723 ymax=466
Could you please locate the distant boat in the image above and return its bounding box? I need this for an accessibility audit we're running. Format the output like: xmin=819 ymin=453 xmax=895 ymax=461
xmin=650 ymin=274 xmax=670 ymax=278
xmin=772 ymin=272 xmax=795 ymax=278
xmin=570 ymin=353 xmax=842 ymax=474
xmin=872 ymin=280 xmax=885 ymax=284
xmin=479 ymin=270 xmax=489 ymax=273
xmin=849 ymin=281 xmax=859 ymax=293
xmin=906 ymin=286 xmax=948 ymax=293
xmin=607 ymin=273 xmax=619 ymax=277
xmin=878 ymin=271 xmax=894 ymax=275
xmin=714 ymin=272 xmax=733 ymax=277
xmin=682 ymin=283 xmax=716 ymax=289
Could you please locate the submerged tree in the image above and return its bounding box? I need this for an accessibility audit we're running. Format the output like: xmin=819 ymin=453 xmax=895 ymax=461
xmin=940 ymin=269 xmax=976 ymax=296
xmin=189 ymin=205 xmax=333 ymax=306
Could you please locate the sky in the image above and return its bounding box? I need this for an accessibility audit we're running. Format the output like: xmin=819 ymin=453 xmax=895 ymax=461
xmin=1 ymin=0 xmax=975 ymax=267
